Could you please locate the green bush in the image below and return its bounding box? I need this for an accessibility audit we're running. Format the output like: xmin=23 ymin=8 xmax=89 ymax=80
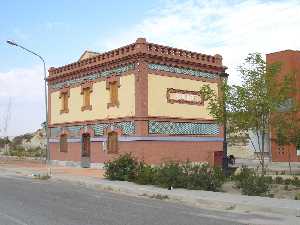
xmin=185 ymin=163 xmax=225 ymax=191
xmin=234 ymin=166 xmax=272 ymax=196
xmin=104 ymin=154 xmax=226 ymax=192
xmin=154 ymin=161 xmax=185 ymax=188
xmin=135 ymin=163 xmax=156 ymax=185
xmin=295 ymin=192 xmax=300 ymax=200
xmin=104 ymin=153 xmax=139 ymax=181
xmin=284 ymin=178 xmax=292 ymax=185
xmin=274 ymin=176 xmax=284 ymax=184
xmin=292 ymin=176 xmax=300 ymax=187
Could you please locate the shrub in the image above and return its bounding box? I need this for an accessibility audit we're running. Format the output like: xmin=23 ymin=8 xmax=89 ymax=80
xmin=104 ymin=153 xmax=139 ymax=181
xmin=295 ymin=192 xmax=300 ymax=200
xmin=292 ymin=176 xmax=300 ymax=187
xmin=104 ymin=155 xmax=226 ymax=192
xmin=274 ymin=176 xmax=284 ymax=184
xmin=135 ymin=162 xmax=156 ymax=185
xmin=154 ymin=161 xmax=185 ymax=188
xmin=234 ymin=166 xmax=272 ymax=196
xmin=284 ymin=178 xmax=292 ymax=185
xmin=185 ymin=163 xmax=225 ymax=191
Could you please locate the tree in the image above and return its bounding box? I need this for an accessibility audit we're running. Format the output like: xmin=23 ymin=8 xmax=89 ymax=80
xmin=273 ymin=110 xmax=300 ymax=174
xmin=200 ymin=53 xmax=298 ymax=173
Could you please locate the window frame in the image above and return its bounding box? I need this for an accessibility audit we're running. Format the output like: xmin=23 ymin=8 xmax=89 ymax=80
xmin=80 ymin=82 xmax=93 ymax=111
xmin=106 ymin=76 xmax=120 ymax=108
xmin=59 ymin=88 xmax=70 ymax=114
xmin=59 ymin=133 xmax=68 ymax=153
xmin=107 ymin=131 xmax=118 ymax=154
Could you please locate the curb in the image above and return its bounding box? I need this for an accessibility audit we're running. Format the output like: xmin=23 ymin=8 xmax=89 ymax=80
xmin=51 ymin=175 xmax=300 ymax=218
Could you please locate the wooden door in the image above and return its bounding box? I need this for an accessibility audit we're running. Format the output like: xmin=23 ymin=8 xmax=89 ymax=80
xmin=107 ymin=131 xmax=118 ymax=154
xmin=82 ymin=133 xmax=91 ymax=157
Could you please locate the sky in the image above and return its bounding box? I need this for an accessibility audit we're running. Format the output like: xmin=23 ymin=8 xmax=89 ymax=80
xmin=0 ymin=0 xmax=299 ymax=136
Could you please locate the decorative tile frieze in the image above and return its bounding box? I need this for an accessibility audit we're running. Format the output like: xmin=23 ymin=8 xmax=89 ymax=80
xmin=49 ymin=64 xmax=135 ymax=90
xmin=66 ymin=125 xmax=83 ymax=138
xmin=148 ymin=63 xmax=217 ymax=79
xmin=50 ymin=127 xmax=61 ymax=138
xmin=92 ymin=121 xmax=135 ymax=136
xmin=148 ymin=121 xmax=220 ymax=135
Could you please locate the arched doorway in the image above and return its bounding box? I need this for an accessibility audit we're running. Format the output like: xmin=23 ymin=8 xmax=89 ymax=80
xmin=81 ymin=133 xmax=91 ymax=168
xmin=107 ymin=131 xmax=118 ymax=154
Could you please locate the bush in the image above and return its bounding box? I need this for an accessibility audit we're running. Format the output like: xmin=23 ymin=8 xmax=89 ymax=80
xmin=104 ymin=153 xmax=139 ymax=181
xmin=185 ymin=163 xmax=225 ymax=191
xmin=274 ymin=176 xmax=284 ymax=184
xmin=292 ymin=176 xmax=300 ymax=187
xmin=135 ymin=163 xmax=156 ymax=185
xmin=295 ymin=192 xmax=300 ymax=200
xmin=154 ymin=161 xmax=185 ymax=188
xmin=284 ymin=178 xmax=292 ymax=185
xmin=234 ymin=166 xmax=272 ymax=196
xmin=104 ymin=154 xmax=226 ymax=192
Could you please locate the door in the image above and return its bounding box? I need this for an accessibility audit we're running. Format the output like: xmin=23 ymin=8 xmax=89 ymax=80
xmin=107 ymin=131 xmax=118 ymax=154
xmin=81 ymin=133 xmax=91 ymax=168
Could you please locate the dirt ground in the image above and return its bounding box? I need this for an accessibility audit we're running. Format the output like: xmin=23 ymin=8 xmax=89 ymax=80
xmin=222 ymin=181 xmax=300 ymax=200
xmin=0 ymin=157 xmax=105 ymax=178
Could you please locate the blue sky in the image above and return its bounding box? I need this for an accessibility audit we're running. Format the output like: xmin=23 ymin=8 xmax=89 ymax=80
xmin=0 ymin=0 xmax=300 ymax=136
xmin=0 ymin=0 xmax=158 ymax=70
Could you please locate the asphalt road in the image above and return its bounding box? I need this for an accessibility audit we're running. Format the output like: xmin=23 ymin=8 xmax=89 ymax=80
xmin=0 ymin=175 xmax=289 ymax=225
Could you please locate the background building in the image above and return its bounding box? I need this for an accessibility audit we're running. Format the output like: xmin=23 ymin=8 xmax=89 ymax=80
xmin=47 ymin=38 xmax=227 ymax=168
xmin=267 ymin=50 xmax=300 ymax=162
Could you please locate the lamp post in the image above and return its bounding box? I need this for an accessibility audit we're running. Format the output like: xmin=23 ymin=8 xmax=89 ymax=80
xmin=221 ymin=72 xmax=229 ymax=174
xmin=7 ymin=40 xmax=49 ymax=162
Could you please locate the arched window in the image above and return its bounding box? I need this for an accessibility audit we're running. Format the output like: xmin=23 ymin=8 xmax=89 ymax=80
xmin=107 ymin=131 xmax=118 ymax=154
xmin=60 ymin=134 xmax=68 ymax=152
xmin=82 ymin=133 xmax=91 ymax=157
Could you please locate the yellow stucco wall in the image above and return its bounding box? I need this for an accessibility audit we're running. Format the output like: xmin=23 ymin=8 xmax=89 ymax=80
xmin=148 ymin=74 xmax=218 ymax=119
xmin=50 ymin=74 xmax=135 ymax=124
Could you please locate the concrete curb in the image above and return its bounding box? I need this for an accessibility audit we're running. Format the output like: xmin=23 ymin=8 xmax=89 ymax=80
xmin=51 ymin=175 xmax=300 ymax=218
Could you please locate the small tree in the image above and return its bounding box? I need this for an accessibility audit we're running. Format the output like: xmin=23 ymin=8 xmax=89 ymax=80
xmin=200 ymin=53 xmax=297 ymax=173
xmin=274 ymin=112 xmax=300 ymax=174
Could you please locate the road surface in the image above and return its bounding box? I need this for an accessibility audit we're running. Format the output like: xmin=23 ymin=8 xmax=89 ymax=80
xmin=0 ymin=175 xmax=292 ymax=225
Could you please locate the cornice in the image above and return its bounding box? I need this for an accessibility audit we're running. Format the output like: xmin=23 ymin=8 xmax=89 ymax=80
xmin=48 ymin=38 xmax=226 ymax=79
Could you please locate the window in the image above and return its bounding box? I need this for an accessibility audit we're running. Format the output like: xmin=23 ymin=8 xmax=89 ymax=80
xmin=110 ymin=82 xmax=119 ymax=106
xmin=59 ymin=90 xmax=69 ymax=114
xmin=81 ymin=86 xmax=92 ymax=111
xmin=106 ymin=77 xmax=120 ymax=108
xmin=60 ymin=134 xmax=68 ymax=152
xmin=82 ymin=133 xmax=91 ymax=157
xmin=107 ymin=131 xmax=118 ymax=154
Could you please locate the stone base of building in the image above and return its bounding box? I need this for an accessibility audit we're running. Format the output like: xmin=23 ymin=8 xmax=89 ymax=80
xmin=49 ymin=160 xmax=105 ymax=169
xmin=49 ymin=140 xmax=223 ymax=168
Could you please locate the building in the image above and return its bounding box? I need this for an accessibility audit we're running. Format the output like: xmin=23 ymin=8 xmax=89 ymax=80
xmin=47 ymin=38 xmax=227 ymax=168
xmin=267 ymin=50 xmax=300 ymax=162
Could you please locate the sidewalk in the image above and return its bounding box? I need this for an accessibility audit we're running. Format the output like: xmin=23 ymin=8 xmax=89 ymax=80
xmin=0 ymin=159 xmax=299 ymax=219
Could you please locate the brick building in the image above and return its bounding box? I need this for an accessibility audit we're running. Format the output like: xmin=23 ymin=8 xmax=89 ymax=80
xmin=267 ymin=50 xmax=300 ymax=162
xmin=47 ymin=38 xmax=227 ymax=168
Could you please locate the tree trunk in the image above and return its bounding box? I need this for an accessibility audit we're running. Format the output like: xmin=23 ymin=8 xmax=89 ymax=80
xmin=288 ymin=148 xmax=292 ymax=175
xmin=261 ymin=132 xmax=265 ymax=174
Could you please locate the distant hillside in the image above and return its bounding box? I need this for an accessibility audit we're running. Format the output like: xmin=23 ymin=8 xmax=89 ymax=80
xmin=0 ymin=129 xmax=46 ymax=157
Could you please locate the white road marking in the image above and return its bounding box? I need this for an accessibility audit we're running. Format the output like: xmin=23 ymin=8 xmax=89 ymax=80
xmin=0 ymin=211 xmax=29 ymax=225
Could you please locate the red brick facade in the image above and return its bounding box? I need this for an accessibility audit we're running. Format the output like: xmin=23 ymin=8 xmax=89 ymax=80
xmin=267 ymin=50 xmax=300 ymax=162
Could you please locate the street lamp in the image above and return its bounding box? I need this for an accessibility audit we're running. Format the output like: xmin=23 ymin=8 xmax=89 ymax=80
xmin=221 ymin=72 xmax=229 ymax=174
xmin=7 ymin=40 xmax=49 ymax=162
